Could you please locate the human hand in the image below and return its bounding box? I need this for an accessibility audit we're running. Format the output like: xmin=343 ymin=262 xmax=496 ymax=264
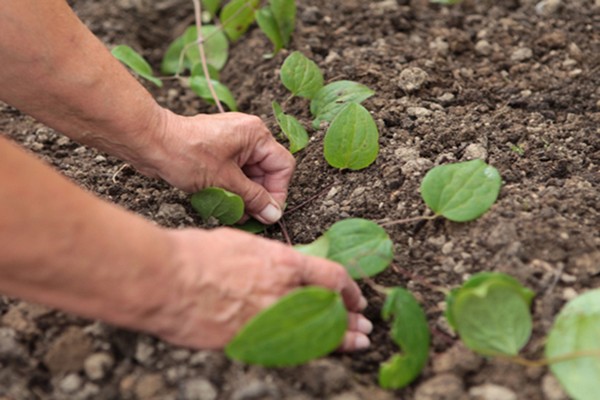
xmin=151 ymin=228 xmax=372 ymax=352
xmin=137 ymin=110 xmax=295 ymax=225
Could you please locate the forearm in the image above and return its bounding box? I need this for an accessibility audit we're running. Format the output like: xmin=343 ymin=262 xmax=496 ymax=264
xmin=0 ymin=0 xmax=166 ymax=175
xmin=0 ymin=135 xmax=178 ymax=335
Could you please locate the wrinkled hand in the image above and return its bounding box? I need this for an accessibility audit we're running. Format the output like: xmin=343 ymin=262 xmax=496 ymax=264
xmin=154 ymin=228 xmax=372 ymax=351
xmin=141 ymin=110 xmax=295 ymax=225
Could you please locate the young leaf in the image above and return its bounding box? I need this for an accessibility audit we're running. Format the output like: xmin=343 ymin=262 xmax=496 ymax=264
xmin=161 ymin=36 xmax=188 ymax=75
xmin=420 ymin=159 xmax=502 ymax=222
xmin=323 ymin=103 xmax=379 ymax=171
xmin=189 ymin=76 xmax=238 ymax=111
xmin=235 ymin=218 xmax=266 ymax=234
xmin=226 ymin=287 xmax=347 ymax=366
xmin=310 ymin=81 xmax=375 ymax=129
xmin=296 ymin=218 xmax=393 ymax=279
xmin=202 ymin=0 xmax=222 ymax=16
xmin=256 ymin=7 xmax=284 ymax=54
xmin=190 ymin=187 xmax=244 ymax=225
xmin=545 ymin=289 xmax=600 ymax=400
xmin=183 ymin=25 xmax=229 ymax=71
xmin=280 ymin=52 xmax=324 ymax=99
xmin=270 ymin=0 xmax=296 ymax=47
xmin=272 ymin=102 xmax=309 ymax=154
xmin=446 ymin=275 xmax=533 ymax=356
xmin=295 ymin=235 xmax=330 ymax=259
xmin=111 ymin=45 xmax=162 ymax=87
xmin=379 ymin=288 xmax=430 ymax=389
xmin=445 ymin=272 xmax=535 ymax=329
xmin=220 ymin=0 xmax=260 ymax=42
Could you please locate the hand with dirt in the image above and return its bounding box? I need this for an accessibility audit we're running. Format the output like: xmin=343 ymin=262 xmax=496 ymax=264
xmin=137 ymin=110 xmax=295 ymax=225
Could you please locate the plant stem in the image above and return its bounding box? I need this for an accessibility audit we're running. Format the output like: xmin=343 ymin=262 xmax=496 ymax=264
xmin=379 ymin=214 xmax=438 ymax=227
xmin=277 ymin=219 xmax=292 ymax=246
xmin=361 ymin=276 xmax=389 ymax=298
xmin=192 ymin=0 xmax=225 ymax=113
xmin=497 ymin=350 xmax=600 ymax=368
xmin=284 ymin=183 xmax=335 ymax=216
xmin=392 ymin=263 xmax=449 ymax=295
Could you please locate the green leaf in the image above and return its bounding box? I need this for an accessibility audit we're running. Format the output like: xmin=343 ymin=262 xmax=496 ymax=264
xmin=272 ymin=102 xmax=309 ymax=154
xmin=111 ymin=45 xmax=162 ymax=87
xmin=310 ymin=81 xmax=375 ymax=129
xmin=280 ymin=51 xmax=324 ymax=99
xmin=420 ymin=159 xmax=502 ymax=222
xmin=256 ymin=7 xmax=284 ymax=54
xmin=220 ymin=0 xmax=260 ymax=42
xmin=161 ymin=36 xmax=188 ymax=75
xmin=183 ymin=25 xmax=229 ymax=71
xmin=545 ymin=289 xmax=600 ymax=400
xmin=235 ymin=218 xmax=266 ymax=234
xmin=202 ymin=0 xmax=222 ymax=16
xmin=323 ymin=103 xmax=379 ymax=170
xmin=295 ymin=235 xmax=330 ymax=259
xmin=445 ymin=272 xmax=535 ymax=330
xmin=296 ymin=218 xmax=393 ymax=279
xmin=191 ymin=63 xmax=221 ymax=81
xmin=189 ymin=76 xmax=238 ymax=111
xmin=446 ymin=275 xmax=533 ymax=356
xmin=270 ymin=0 xmax=296 ymax=46
xmin=190 ymin=187 xmax=244 ymax=225
xmin=226 ymin=287 xmax=347 ymax=366
xmin=379 ymin=288 xmax=430 ymax=389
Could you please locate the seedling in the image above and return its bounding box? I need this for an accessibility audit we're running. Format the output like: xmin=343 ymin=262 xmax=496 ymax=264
xmin=112 ymin=0 xmax=298 ymax=111
xmin=379 ymin=288 xmax=430 ymax=389
xmin=226 ymin=286 xmax=347 ymax=366
xmin=446 ymin=272 xmax=534 ymax=356
xmin=545 ymin=289 xmax=600 ymax=399
xmin=190 ymin=187 xmax=244 ymax=225
xmin=275 ymin=52 xmax=379 ymax=170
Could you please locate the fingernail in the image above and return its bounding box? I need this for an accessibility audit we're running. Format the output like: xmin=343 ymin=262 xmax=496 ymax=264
xmin=259 ymin=204 xmax=282 ymax=224
xmin=357 ymin=316 xmax=373 ymax=334
xmin=358 ymin=296 xmax=368 ymax=310
xmin=355 ymin=335 xmax=371 ymax=350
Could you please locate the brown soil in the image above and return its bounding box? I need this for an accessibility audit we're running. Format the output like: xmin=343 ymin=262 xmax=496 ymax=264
xmin=1 ymin=0 xmax=599 ymax=399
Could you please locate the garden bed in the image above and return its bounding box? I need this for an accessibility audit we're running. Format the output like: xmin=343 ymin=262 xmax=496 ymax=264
xmin=1 ymin=0 xmax=599 ymax=398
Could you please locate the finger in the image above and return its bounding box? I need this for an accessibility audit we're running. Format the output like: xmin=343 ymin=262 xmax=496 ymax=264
xmin=244 ymin=136 xmax=295 ymax=208
xmin=347 ymin=313 xmax=373 ymax=335
xmin=299 ymin=255 xmax=365 ymax=312
xmin=225 ymin=166 xmax=283 ymax=225
xmin=338 ymin=331 xmax=371 ymax=352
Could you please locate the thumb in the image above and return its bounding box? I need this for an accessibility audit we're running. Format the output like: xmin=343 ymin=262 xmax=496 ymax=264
xmin=226 ymin=168 xmax=283 ymax=225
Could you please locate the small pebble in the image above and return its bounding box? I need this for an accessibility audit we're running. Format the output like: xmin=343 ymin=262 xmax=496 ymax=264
xmin=469 ymin=384 xmax=517 ymax=400
xmin=59 ymin=373 xmax=83 ymax=394
xmin=511 ymin=47 xmax=533 ymax=62
xmin=397 ymin=67 xmax=429 ymax=92
xmin=475 ymin=40 xmax=492 ymax=56
xmin=84 ymin=352 xmax=114 ymax=381
xmin=536 ymin=0 xmax=562 ymax=16
xmin=180 ymin=378 xmax=218 ymax=400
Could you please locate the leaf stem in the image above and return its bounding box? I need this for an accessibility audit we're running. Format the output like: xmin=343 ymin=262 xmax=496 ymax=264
xmin=284 ymin=183 xmax=335 ymax=216
xmin=379 ymin=214 xmax=438 ymax=227
xmin=278 ymin=219 xmax=292 ymax=246
xmin=392 ymin=263 xmax=449 ymax=295
xmin=496 ymin=350 xmax=600 ymax=368
xmin=192 ymin=0 xmax=225 ymax=113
